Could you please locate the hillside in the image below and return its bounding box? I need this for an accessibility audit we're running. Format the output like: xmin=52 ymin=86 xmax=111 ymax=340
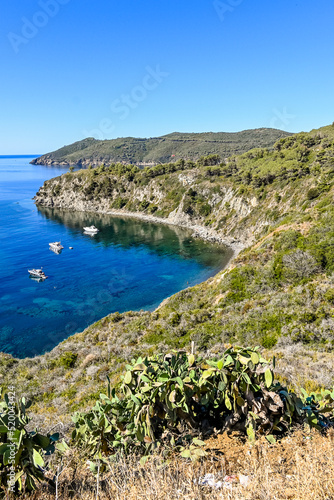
xmin=1 ymin=123 xmax=334 ymax=498
xmin=3 ymin=121 xmax=331 ymax=416
xmin=30 ymin=128 xmax=291 ymax=167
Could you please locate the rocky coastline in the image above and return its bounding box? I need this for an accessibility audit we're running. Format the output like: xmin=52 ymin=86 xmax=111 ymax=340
xmin=31 ymin=156 xmax=110 ymax=167
xmin=85 ymin=207 xmax=245 ymax=255
xmin=33 ymin=166 xmax=268 ymax=259
xmin=34 ymin=189 xmax=247 ymax=256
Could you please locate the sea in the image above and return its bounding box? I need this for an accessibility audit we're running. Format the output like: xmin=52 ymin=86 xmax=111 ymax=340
xmin=0 ymin=156 xmax=233 ymax=358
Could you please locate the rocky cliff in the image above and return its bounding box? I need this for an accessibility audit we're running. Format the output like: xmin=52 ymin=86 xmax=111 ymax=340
xmin=34 ymin=167 xmax=269 ymax=253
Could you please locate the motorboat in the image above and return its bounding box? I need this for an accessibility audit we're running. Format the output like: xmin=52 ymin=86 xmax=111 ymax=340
xmin=28 ymin=268 xmax=48 ymax=279
xmin=29 ymin=275 xmax=45 ymax=283
xmin=83 ymin=225 xmax=99 ymax=233
xmin=49 ymin=241 xmax=64 ymax=253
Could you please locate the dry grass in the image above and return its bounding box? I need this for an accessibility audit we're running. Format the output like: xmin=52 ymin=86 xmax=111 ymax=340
xmin=17 ymin=429 xmax=334 ymax=500
xmin=269 ymin=344 xmax=334 ymax=391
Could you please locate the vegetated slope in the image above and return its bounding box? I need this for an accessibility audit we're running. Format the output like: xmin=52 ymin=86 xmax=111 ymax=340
xmin=1 ymin=124 xmax=334 ymax=426
xmin=30 ymin=128 xmax=291 ymax=167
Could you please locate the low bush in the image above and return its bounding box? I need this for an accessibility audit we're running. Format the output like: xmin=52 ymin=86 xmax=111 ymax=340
xmin=59 ymin=352 xmax=78 ymax=369
xmin=307 ymin=187 xmax=320 ymax=200
xmin=138 ymin=199 xmax=150 ymax=211
xmin=282 ymin=250 xmax=320 ymax=282
xmin=112 ymin=197 xmax=128 ymax=209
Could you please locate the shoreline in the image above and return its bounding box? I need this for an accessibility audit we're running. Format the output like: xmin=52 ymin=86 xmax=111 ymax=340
xmin=105 ymin=208 xmax=245 ymax=254
xmin=36 ymin=201 xmax=246 ymax=257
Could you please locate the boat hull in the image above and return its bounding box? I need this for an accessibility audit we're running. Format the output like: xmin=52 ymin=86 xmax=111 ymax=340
xmin=28 ymin=269 xmax=48 ymax=279
xmin=83 ymin=226 xmax=99 ymax=233
xmin=49 ymin=242 xmax=64 ymax=252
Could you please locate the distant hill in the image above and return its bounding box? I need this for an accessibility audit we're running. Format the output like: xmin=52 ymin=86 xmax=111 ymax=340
xmin=30 ymin=128 xmax=292 ymax=167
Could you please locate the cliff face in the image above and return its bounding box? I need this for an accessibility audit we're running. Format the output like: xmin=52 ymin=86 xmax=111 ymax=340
xmin=34 ymin=165 xmax=287 ymax=253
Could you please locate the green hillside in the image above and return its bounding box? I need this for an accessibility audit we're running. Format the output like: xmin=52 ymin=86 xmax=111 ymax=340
xmin=30 ymin=128 xmax=291 ymax=167
xmin=1 ymin=123 xmax=334 ymax=498
xmin=2 ymin=122 xmax=331 ymax=420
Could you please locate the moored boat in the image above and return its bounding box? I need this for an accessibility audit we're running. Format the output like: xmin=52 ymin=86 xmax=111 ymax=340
xmin=49 ymin=241 xmax=64 ymax=253
xmin=28 ymin=268 xmax=48 ymax=279
xmin=83 ymin=225 xmax=99 ymax=233
xmin=29 ymin=275 xmax=45 ymax=283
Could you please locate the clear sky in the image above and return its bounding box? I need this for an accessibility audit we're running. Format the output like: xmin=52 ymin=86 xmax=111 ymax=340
xmin=1 ymin=0 xmax=333 ymax=154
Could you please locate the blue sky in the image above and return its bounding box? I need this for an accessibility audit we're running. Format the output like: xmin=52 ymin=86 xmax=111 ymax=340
xmin=1 ymin=0 xmax=333 ymax=154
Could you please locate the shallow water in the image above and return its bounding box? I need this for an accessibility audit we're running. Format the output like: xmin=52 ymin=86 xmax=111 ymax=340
xmin=0 ymin=156 xmax=232 ymax=358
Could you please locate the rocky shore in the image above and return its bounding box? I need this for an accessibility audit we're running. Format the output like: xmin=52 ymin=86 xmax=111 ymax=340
xmin=34 ymin=189 xmax=246 ymax=255
xmin=96 ymin=208 xmax=245 ymax=255
xmin=33 ymin=167 xmax=266 ymax=257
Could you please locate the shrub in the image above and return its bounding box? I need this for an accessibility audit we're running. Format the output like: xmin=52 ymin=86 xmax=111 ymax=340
xmin=59 ymin=352 xmax=78 ymax=369
xmin=307 ymin=187 xmax=320 ymax=200
xmin=197 ymin=154 xmax=221 ymax=167
xmin=110 ymin=311 xmax=122 ymax=323
xmin=221 ymin=266 xmax=255 ymax=304
xmin=261 ymin=333 xmax=278 ymax=348
xmin=187 ymin=188 xmax=197 ymax=199
xmin=198 ymin=203 xmax=212 ymax=217
xmin=112 ymin=197 xmax=128 ymax=209
xmin=324 ymin=288 xmax=334 ymax=304
xmin=274 ymin=230 xmax=302 ymax=252
xmin=282 ymin=250 xmax=320 ymax=282
xmin=124 ymin=171 xmax=135 ymax=182
xmin=139 ymin=199 xmax=150 ymax=211
xmin=52 ymin=184 xmax=61 ymax=196
xmin=169 ymin=312 xmax=181 ymax=326
xmin=183 ymin=199 xmax=194 ymax=215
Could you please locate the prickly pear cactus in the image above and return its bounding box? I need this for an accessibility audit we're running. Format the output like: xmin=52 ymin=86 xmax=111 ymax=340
xmin=72 ymin=346 xmax=334 ymax=464
xmin=0 ymin=389 xmax=59 ymax=496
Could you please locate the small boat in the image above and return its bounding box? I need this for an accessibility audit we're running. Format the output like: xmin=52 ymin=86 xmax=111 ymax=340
xmin=83 ymin=225 xmax=99 ymax=233
xmin=28 ymin=268 xmax=48 ymax=279
xmin=29 ymin=276 xmax=45 ymax=283
xmin=49 ymin=241 xmax=64 ymax=253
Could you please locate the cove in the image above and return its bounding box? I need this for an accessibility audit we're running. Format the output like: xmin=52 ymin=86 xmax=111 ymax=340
xmin=0 ymin=157 xmax=233 ymax=358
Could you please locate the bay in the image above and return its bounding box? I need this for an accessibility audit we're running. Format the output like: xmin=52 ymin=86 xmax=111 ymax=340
xmin=0 ymin=156 xmax=232 ymax=358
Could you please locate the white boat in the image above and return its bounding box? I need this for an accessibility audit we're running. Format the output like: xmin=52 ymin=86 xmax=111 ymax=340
xmin=49 ymin=241 xmax=64 ymax=253
xmin=29 ymin=275 xmax=45 ymax=283
xmin=83 ymin=225 xmax=99 ymax=233
xmin=28 ymin=268 xmax=48 ymax=279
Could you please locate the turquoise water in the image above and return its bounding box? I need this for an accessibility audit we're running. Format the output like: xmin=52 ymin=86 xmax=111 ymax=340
xmin=0 ymin=157 xmax=232 ymax=358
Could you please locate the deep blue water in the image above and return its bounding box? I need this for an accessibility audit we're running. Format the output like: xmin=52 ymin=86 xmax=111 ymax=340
xmin=0 ymin=157 xmax=232 ymax=358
